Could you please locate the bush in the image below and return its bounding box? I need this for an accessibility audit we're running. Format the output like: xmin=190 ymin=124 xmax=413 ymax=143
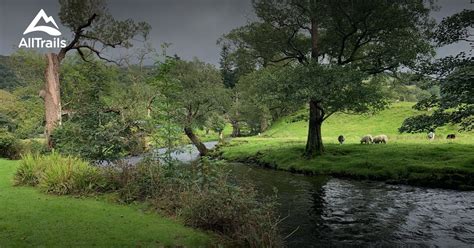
xmin=20 ymin=139 xmax=49 ymax=155
xmin=0 ymin=129 xmax=22 ymax=159
xmin=107 ymin=158 xmax=282 ymax=247
xmin=15 ymin=153 xmax=107 ymax=195
xmin=14 ymin=154 xmax=44 ymax=186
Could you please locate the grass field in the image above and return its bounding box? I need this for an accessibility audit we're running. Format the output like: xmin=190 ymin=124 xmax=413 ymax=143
xmin=0 ymin=159 xmax=211 ymax=247
xmin=219 ymin=102 xmax=474 ymax=189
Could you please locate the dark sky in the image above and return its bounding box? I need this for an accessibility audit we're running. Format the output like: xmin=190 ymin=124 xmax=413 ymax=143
xmin=0 ymin=0 xmax=472 ymax=65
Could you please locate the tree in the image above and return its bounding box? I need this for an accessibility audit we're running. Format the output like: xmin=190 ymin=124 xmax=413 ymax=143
xmin=156 ymin=58 xmax=228 ymax=156
xmin=5 ymin=50 xmax=46 ymax=138
xmin=400 ymin=10 xmax=474 ymax=133
xmin=53 ymin=58 xmax=146 ymax=161
xmin=235 ymin=66 xmax=300 ymax=134
xmin=224 ymin=0 xmax=433 ymax=157
xmin=42 ymin=0 xmax=150 ymax=148
xmin=206 ymin=113 xmax=227 ymax=143
xmin=217 ymin=42 xmax=257 ymax=137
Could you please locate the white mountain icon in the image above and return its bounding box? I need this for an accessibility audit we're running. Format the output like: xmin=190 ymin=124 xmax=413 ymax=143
xmin=23 ymin=9 xmax=61 ymax=36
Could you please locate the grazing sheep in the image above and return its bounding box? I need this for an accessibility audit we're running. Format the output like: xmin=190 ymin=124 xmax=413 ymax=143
xmin=360 ymin=135 xmax=373 ymax=144
xmin=372 ymin=135 xmax=388 ymax=144
xmin=427 ymin=131 xmax=435 ymax=141
xmin=338 ymin=135 xmax=345 ymax=144
xmin=446 ymin=134 xmax=456 ymax=139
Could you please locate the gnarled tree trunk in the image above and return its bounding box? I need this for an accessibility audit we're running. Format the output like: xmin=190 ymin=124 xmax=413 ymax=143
xmin=304 ymin=100 xmax=324 ymax=158
xmin=44 ymin=53 xmax=62 ymax=148
xmin=184 ymin=127 xmax=208 ymax=156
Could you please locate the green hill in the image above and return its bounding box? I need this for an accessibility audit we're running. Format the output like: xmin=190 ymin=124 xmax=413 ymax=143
xmin=219 ymin=102 xmax=474 ymax=189
xmin=265 ymin=101 xmax=472 ymax=144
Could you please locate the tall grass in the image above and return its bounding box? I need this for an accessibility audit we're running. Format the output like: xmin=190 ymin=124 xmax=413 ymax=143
xmin=15 ymin=152 xmax=106 ymax=195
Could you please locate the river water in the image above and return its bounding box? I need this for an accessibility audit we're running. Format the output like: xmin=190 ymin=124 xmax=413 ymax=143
xmin=130 ymin=142 xmax=474 ymax=247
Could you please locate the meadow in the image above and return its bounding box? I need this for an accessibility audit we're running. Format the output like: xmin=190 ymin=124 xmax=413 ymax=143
xmin=219 ymin=102 xmax=474 ymax=189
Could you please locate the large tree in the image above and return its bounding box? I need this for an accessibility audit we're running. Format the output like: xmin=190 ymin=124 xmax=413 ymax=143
xmin=400 ymin=9 xmax=474 ymax=133
xmin=42 ymin=0 xmax=149 ymax=147
xmin=223 ymin=0 xmax=434 ymax=157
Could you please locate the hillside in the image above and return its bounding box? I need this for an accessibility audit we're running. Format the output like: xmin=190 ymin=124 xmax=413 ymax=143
xmin=265 ymin=102 xmax=472 ymax=143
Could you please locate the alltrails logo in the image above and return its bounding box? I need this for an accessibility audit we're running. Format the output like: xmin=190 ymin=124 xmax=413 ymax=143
xmin=19 ymin=9 xmax=67 ymax=48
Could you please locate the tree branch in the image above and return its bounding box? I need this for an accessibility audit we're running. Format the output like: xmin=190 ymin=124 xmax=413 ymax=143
xmin=58 ymin=13 xmax=98 ymax=61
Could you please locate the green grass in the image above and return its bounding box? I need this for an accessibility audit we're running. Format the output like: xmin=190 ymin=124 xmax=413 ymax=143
xmin=0 ymin=159 xmax=211 ymax=247
xmin=220 ymin=102 xmax=474 ymax=189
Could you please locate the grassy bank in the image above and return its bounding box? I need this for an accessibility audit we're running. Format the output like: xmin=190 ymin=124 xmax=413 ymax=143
xmin=219 ymin=102 xmax=474 ymax=190
xmin=0 ymin=159 xmax=211 ymax=247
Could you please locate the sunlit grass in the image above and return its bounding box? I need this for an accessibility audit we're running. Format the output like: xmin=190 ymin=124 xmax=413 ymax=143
xmin=220 ymin=102 xmax=474 ymax=189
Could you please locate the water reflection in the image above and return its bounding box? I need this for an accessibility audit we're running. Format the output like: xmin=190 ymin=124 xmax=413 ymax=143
xmin=228 ymin=163 xmax=474 ymax=247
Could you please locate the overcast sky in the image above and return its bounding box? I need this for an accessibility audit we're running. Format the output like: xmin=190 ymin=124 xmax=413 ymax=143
xmin=0 ymin=0 xmax=472 ymax=65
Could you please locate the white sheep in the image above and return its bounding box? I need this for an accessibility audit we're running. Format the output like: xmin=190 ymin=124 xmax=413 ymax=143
xmin=360 ymin=135 xmax=373 ymax=144
xmin=372 ymin=134 xmax=388 ymax=144
xmin=427 ymin=131 xmax=435 ymax=141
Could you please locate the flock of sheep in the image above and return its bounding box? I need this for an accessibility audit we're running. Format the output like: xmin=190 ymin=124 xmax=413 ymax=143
xmin=336 ymin=132 xmax=457 ymax=145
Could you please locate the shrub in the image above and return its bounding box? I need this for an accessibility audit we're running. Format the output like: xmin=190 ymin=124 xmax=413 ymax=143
xmin=182 ymin=161 xmax=281 ymax=247
xmin=0 ymin=129 xmax=23 ymax=159
xmin=14 ymin=154 xmax=44 ymax=186
xmin=109 ymin=158 xmax=282 ymax=247
xmin=20 ymin=139 xmax=49 ymax=155
xmin=15 ymin=153 xmax=107 ymax=195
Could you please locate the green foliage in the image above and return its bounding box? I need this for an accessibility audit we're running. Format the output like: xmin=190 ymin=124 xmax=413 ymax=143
xmin=182 ymin=162 xmax=281 ymax=247
xmin=0 ymin=129 xmax=22 ymax=159
xmin=105 ymin=159 xmax=282 ymax=247
xmin=401 ymin=10 xmax=473 ymax=133
xmin=434 ymin=9 xmax=473 ymax=46
xmin=293 ymin=63 xmax=389 ymax=115
xmin=151 ymin=57 xmax=229 ymax=154
xmin=54 ymin=59 xmax=147 ymax=161
xmin=0 ymin=56 xmax=20 ymax=90
xmin=13 ymin=154 xmax=41 ymax=186
xmin=14 ymin=153 xmax=106 ymax=195
xmin=1 ymin=50 xmax=45 ymax=138
xmin=157 ymin=58 xmax=228 ymax=128
xmin=206 ymin=113 xmax=226 ymax=134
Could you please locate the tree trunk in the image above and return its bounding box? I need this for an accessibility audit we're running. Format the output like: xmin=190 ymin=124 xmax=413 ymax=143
xmin=44 ymin=53 xmax=62 ymax=148
xmin=184 ymin=127 xmax=208 ymax=156
xmin=231 ymin=120 xmax=241 ymax=137
xmin=304 ymin=100 xmax=324 ymax=158
xmin=260 ymin=115 xmax=268 ymax=133
xmin=303 ymin=12 xmax=323 ymax=158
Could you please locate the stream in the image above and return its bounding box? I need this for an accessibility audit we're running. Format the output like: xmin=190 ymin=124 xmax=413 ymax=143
xmin=129 ymin=141 xmax=474 ymax=247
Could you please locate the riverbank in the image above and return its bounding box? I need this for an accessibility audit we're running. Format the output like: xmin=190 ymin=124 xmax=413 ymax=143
xmin=0 ymin=159 xmax=211 ymax=247
xmin=216 ymin=103 xmax=474 ymax=190
xmin=217 ymin=139 xmax=474 ymax=190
